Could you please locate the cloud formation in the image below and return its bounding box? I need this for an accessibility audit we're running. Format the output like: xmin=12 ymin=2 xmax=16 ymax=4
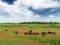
xmin=2 ymin=0 xmax=17 ymax=4
xmin=0 ymin=0 xmax=60 ymax=23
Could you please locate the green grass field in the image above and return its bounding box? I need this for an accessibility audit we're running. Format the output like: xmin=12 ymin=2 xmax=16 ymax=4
xmin=0 ymin=23 xmax=60 ymax=45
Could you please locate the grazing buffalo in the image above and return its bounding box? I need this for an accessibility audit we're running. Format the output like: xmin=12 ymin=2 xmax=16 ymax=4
xmin=24 ymin=32 xmax=29 ymax=35
xmin=47 ymin=31 xmax=56 ymax=35
xmin=32 ymin=32 xmax=39 ymax=35
xmin=5 ymin=29 xmax=8 ymax=31
xmin=28 ymin=32 xmax=32 ymax=35
xmin=24 ymin=30 xmax=39 ymax=35
xmin=15 ymin=31 xmax=18 ymax=34
xmin=47 ymin=32 xmax=52 ymax=34
xmin=52 ymin=32 xmax=56 ymax=35
xmin=24 ymin=32 xmax=39 ymax=35
xmin=41 ymin=32 xmax=46 ymax=36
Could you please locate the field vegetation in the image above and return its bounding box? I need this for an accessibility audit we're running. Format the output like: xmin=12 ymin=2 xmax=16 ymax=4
xmin=0 ymin=22 xmax=60 ymax=45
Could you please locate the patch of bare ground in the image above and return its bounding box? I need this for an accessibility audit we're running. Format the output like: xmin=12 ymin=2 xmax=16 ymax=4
xmin=0 ymin=33 xmax=10 ymax=38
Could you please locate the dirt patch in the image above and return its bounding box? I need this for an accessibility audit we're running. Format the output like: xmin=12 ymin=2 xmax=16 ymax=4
xmin=0 ymin=33 xmax=10 ymax=38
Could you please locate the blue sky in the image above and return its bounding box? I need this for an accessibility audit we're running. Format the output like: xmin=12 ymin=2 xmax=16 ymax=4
xmin=0 ymin=0 xmax=60 ymax=23
xmin=2 ymin=0 xmax=16 ymax=4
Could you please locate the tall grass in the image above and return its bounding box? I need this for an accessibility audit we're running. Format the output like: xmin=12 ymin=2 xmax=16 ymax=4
xmin=19 ymin=35 xmax=60 ymax=45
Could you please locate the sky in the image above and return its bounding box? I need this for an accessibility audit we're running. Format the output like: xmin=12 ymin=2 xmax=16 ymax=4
xmin=0 ymin=0 xmax=60 ymax=23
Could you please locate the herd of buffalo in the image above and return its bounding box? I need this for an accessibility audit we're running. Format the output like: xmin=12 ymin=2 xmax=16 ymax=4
xmin=24 ymin=30 xmax=56 ymax=36
xmin=4 ymin=29 xmax=56 ymax=36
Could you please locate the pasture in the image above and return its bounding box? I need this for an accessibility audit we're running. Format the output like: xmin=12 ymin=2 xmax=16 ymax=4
xmin=0 ymin=23 xmax=60 ymax=45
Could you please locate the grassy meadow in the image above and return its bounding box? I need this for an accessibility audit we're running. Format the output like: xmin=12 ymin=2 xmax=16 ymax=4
xmin=0 ymin=23 xmax=60 ymax=45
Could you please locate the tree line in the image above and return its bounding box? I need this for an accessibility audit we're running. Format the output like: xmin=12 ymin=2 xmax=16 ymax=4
xmin=20 ymin=22 xmax=60 ymax=24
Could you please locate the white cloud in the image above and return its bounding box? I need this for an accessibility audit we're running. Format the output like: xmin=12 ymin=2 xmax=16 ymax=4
xmin=21 ymin=0 xmax=59 ymax=9
xmin=0 ymin=0 xmax=60 ymax=23
xmin=48 ymin=15 xmax=55 ymax=18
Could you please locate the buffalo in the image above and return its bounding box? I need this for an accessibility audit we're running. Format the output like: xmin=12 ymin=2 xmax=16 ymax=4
xmin=15 ymin=31 xmax=18 ymax=34
xmin=47 ymin=31 xmax=56 ymax=35
xmin=41 ymin=32 xmax=46 ymax=36
xmin=24 ymin=32 xmax=39 ymax=35
xmin=5 ymin=29 xmax=8 ymax=31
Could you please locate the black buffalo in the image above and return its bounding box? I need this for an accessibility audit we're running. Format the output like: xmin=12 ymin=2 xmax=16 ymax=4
xmin=47 ymin=31 xmax=56 ymax=35
xmin=41 ymin=32 xmax=46 ymax=36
